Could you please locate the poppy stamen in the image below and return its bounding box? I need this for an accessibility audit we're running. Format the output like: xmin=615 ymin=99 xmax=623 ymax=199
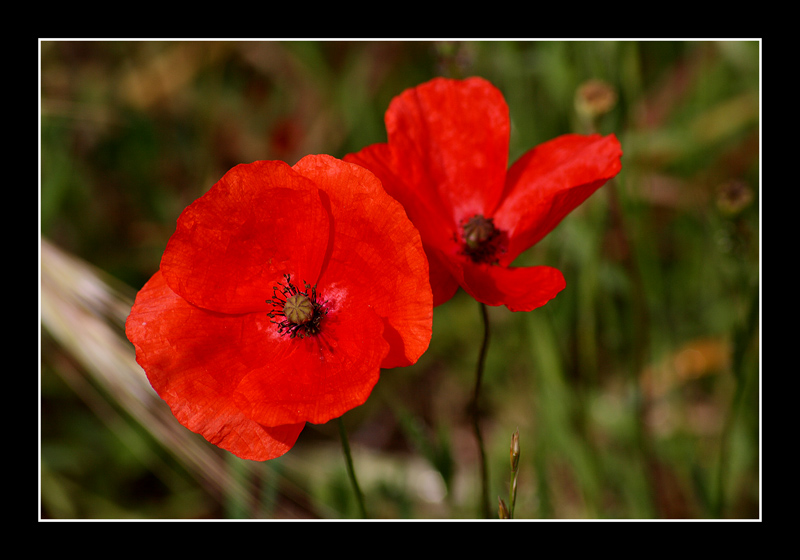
xmin=267 ymin=274 xmax=327 ymax=338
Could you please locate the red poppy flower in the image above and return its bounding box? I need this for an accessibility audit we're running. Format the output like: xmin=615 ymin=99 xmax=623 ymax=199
xmin=125 ymin=155 xmax=433 ymax=461
xmin=345 ymin=77 xmax=623 ymax=311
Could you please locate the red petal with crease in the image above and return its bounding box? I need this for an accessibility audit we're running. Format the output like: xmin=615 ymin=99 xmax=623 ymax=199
xmin=345 ymin=143 xmax=454 ymax=254
xmin=161 ymin=161 xmax=329 ymax=314
xmin=234 ymin=294 xmax=388 ymax=426
xmin=293 ymin=154 xmax=432 ymax=368
xmin=425 ymin=244 xmax=461 ymax=307
xmin=125 ymin=271 xmax=304 ymax=461
xmin=494 ymin=133 xmax=623 ymax=265
xmin=383 ymin=77 xmax=509 ymax=223
xmin=345 ymin=141 xmax=458 ymax=308
xmin=457 ymin=261 xmax=566 ymax=312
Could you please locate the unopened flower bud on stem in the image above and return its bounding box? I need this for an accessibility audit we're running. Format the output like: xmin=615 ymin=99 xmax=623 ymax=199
xmin=510 ymin=427 xmax=520 ymax=472
xmin=498 ymin=497 xmax=510 ymax=519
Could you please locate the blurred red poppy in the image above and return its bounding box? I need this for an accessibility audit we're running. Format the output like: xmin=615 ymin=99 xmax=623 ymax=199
xmin=126 ymin=155 xmax=433 ymax=461
xmin=346 ymin=77 xmax=623 ymax=311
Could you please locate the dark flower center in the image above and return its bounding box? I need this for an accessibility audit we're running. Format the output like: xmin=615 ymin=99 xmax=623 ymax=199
xmin=267 ymin=274 xmax=327 ymax=339
xmin=459 ymin=214 xmax=506 ymax=264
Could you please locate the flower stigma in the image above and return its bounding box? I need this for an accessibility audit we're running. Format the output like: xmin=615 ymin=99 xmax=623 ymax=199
xmin=267 ymin=274 xmax=327 ymax=339
xmin=459 ymin=214 xmax=506 ymax=264
xmin=284 ymin=293 xmax=314 ymax=324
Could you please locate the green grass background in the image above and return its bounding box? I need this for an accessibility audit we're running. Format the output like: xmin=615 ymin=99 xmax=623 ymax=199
xmin=40 ymin=40 xmax=760 ymax=519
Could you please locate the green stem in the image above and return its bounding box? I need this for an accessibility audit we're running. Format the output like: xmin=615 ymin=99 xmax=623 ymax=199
xmin=713 ymin=281 xmax=759 ymax=517
xmin=712 ymin=371 xmax=746 ymax=518
xmin=509 ymin=470 xmax=518 ymax=518
xmin=472 ymin=302 xmax=492 ymax=518
xmin=509 ymin=428 xmax=519 ymax=518
xmin=338 ymin=416 xmax=367 ymax=519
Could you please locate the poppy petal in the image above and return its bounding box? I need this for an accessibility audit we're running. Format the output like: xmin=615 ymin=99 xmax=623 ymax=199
xmin=292 ymin=154 xmax=433 ymax=369
xmin=494 ymin=133 xmax=622 ymax=264
xmin=345 ymin=143 xmax=454 ymax=254
xmin=383 ymin=77 xmax=510 ymax=224
xmin=459 ymin=262 xmax=566 ymax=312
xmin=161 ymin=161 xmax=330 ymax=314
xmin=234 ymin=294 xmax=388 ymax=426
xmin=425 ymin=243 xmax=462 ymax=307
xmin=345 ymin=147 xmax=461 ymax=308
xmin=125 ymin=271 xmax=304 ymax=461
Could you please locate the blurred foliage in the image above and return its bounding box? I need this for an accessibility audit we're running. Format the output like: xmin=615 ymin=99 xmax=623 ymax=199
xmin=40 ymin=40 xmax=760 ymax=519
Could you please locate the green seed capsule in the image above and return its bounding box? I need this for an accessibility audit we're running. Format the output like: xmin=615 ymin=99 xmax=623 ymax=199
xmin=284 ymin=293 xmax=314 ymax=325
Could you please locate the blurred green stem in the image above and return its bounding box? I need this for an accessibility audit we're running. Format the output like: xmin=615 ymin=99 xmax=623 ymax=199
xmin=606 ymin=177 xmax=658 ymax=516
xmin=338 ymin=417 xmax=367 ymax=519
xmin=509 ymin=427 xmax=520 ymax=518
xmin=713 ymin=281 xmax=759 ymax=517
xmin=472 ymin=302 xmax=492 ymax=519
xmin=713 ymin=369 xmax=746 ymax=518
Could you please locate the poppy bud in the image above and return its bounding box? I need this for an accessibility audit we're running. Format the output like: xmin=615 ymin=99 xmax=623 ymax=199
xmin=575 ymin=79 xmax=617 ymax=119
xmin=510 ymin=427 xmax=520 ymax=472
xmin=716 ymin=179 xmax=753 ymax=215
xmin=498 ymin=497 xmax=510 ymax=519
